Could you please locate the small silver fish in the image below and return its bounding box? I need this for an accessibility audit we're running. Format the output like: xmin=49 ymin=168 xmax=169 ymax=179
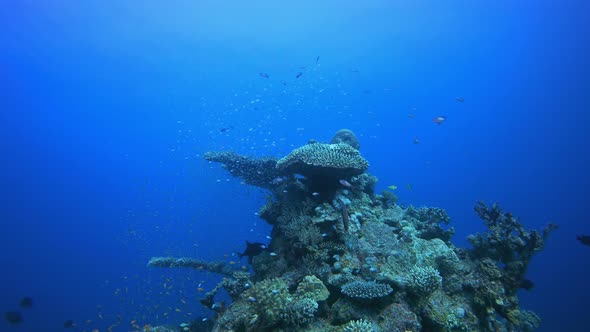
xmin=269 ymin=252 xmax=278 ymax=256
xmin=272 ymin=177 xmax=283 ymax=183
xmin=312 ymin=192 xmax=320 ymax=196
xmin=248 ymin=297 xmax=257 ymax=302
xmin=339 ymin=179 xmax=353 ymax=188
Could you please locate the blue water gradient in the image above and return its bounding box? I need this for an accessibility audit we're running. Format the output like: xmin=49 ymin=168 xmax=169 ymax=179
xmin=1 ymin=1 xmax=589 ymax=331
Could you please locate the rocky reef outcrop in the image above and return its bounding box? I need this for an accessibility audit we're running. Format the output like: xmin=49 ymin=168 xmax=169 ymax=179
xmin=150 ymin=130 xmax=556 ymax=332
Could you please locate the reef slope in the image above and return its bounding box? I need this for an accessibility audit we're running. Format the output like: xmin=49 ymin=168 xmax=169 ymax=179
xmin=149 ymin=132 xmax=556 ymax=332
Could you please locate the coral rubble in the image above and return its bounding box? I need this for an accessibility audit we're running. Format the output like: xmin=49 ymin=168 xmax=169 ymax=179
xmin=149 ymin=131 xmax=555 ymax=332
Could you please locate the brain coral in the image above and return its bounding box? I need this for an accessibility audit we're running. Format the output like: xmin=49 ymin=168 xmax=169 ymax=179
xmin=276 ymin=143 xmax=369 ymax=178
xmin=330 ymin=128 xmax=361 ymax=150
xmin=296 ymin=275 xmax=330 ymax=302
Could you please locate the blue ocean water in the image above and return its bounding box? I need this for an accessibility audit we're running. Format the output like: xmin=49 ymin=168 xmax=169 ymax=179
xmin=1 ymin=1 xmax=589 ymax=331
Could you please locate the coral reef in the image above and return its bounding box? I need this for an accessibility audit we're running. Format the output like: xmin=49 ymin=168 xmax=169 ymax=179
xmin=149 ymin=132 xmax=555 ymax=332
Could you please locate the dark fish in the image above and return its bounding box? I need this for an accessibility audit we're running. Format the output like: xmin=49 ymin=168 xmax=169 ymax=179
xmin=64 ymin=320 xmax=76 ymax=328
xmin=259 ymin=72 xmax=269 ymax=78
xmin=413 ymin=137 xmax=420 ymax=144
xmin=296 ymin=72 xmax=303 ymax=79
xmin=577 ymin=235 xmax=590 ymax=246
xmin=341 ymin=205 xmax=349 ymax=232
xmin=219 ymin=126 xmax=233 ymax=133
xmin=19 ymin=297 xmax=33 ymax=308
xmin=239 ymin=241 xmax=266 ymax=264
xmin=316 ymin=56 xmax=320 ymax=63
xmin=519 ymin=278 xmax=535 ymax=290
xmin=4 ymin=311 xmax=23 ymax=324
xmin=456 ymin=97 xmax=465 ymax=102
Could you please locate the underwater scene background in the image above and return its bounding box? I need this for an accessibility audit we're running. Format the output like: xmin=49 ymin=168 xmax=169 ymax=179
xmin=1 ymin=1 xmax=589 ymax=331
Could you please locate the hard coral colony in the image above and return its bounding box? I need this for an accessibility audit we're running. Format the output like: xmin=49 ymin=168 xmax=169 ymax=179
xmin=149 ymin=129 xmax=556 ymax=332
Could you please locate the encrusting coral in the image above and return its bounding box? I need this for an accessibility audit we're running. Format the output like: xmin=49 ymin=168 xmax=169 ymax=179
xmin=149 ymin=130 xmax=555 ymax=332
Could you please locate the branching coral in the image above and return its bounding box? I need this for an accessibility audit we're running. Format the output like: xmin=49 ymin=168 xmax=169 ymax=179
xmin=278 ymin=215 xmax=323 ymax=250
xmin=147 ymin=257 xmax=237 ymax=276
xmin=468 ymin=201 xmax=557 ymax=294
xmin=238 ymin=276 xmax=329 ymax=329
xmin=406 ymin=265 xmax=442 ymax=296
xmin=343 ymin=319 xmax=382 ymax=332
xmin=405 ymin=206 xmax=454 ymax=242
xmin=341 ymin=281 xmax=393 ymax=299
xmin=204 ymin=151 xmax=282 ymax=189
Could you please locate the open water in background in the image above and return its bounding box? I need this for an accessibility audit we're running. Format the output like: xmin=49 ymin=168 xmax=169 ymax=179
xmin=1 ymin=1 xmax=589 ymax=331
